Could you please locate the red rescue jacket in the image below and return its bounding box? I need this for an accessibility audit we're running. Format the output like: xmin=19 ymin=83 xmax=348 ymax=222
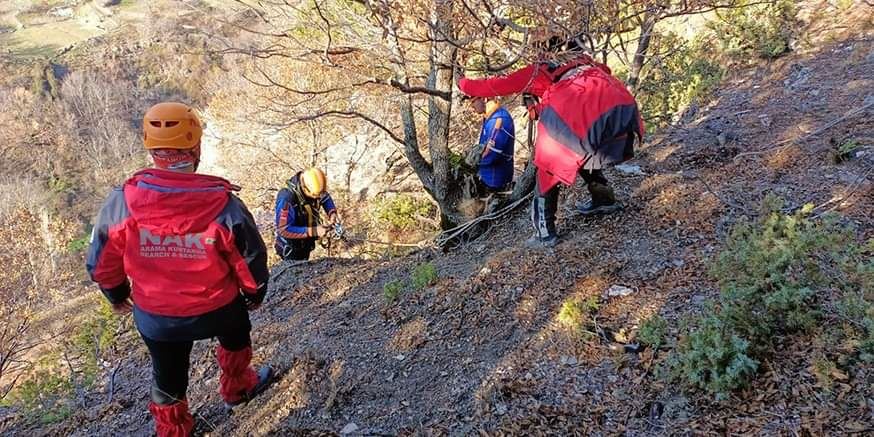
xmin=459 ymin=55 xmax=645 ymax=194
xmin=86 ymin=169 xmax=269 ymax=318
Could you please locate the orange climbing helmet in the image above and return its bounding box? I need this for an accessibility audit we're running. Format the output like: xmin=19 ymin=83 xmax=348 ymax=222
xmin=142 ymin=102 xmax=203 ymax=150
xmin=300 ymin=168 xmax=327 ymax=198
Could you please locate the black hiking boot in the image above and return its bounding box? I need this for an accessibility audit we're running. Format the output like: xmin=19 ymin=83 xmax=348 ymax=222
xmin=577 ymin=182 xmax=621 ymax=216
xmin=577 ymin=199 xmax=622 ymax=216
xmin=225 ymin=366 xmax=274 ymax=410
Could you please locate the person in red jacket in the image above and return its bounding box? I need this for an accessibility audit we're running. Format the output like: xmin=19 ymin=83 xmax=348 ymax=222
xmin=86 ymin=102 xmax=272 ymax=437
xmin=458 ymin=39 xmax=644 ymax=247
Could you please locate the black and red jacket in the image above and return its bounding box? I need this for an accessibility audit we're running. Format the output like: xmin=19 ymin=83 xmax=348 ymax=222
xmin=459 ymin=55 xmax=645 ymax=194
xmin=86 ymin=169 xmax=269 ymax=326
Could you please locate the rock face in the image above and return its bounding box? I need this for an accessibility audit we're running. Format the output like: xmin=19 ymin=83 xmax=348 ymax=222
xmin=323 ymin=132 xmax=417 ymax=199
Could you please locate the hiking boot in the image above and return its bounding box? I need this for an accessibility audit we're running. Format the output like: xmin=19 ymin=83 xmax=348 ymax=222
xmin=577 ymin=181 xmax=621 ymax=216
xmin=525 ymin=234 xmax=558 ymax=248
xmin=225 ymin=366 xmax=274 ymax=409
xmin=576 ymin=199 xmax=622 ymax=216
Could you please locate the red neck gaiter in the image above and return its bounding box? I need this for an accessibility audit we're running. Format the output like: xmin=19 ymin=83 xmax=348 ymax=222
xmin=149 ymin=144 xmax=201 ymax=171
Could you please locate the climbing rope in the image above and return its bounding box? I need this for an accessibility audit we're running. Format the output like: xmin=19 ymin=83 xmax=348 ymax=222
xmin=434 ymin=191 xmax=533 ymax=248
xmin=261 ymin=189 xmax=533 ymax=258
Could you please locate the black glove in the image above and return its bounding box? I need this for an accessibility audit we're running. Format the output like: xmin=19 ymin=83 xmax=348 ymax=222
xmin=243 ymin=282 xmax=268 ymax=309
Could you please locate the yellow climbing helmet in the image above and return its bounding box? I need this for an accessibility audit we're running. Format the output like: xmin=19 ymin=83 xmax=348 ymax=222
xmin=300 ymin=167 xmax=327 ymax=198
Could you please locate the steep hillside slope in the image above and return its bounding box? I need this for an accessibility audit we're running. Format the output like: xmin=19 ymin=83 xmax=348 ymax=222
xmin=4 ymin=8 xmax=872 ymax=437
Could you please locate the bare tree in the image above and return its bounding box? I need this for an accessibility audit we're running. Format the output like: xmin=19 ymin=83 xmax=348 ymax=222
xmin=198 ymin=0 xmax=753 ymax=226
xmin=60 ymin=71 xmax=142 ymax=185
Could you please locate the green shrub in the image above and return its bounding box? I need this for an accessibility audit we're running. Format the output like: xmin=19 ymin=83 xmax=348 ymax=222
xmin=672 ymin=315 xmax=759 ymax=400
xmin=557 ymin=296 xmax=599 ymax=331
xmin=558 ymin=299 xmax=585 ymax=330
xmin=7 ymin=365 xmax=74 ymax=424
xmin=67 ymin=234 xmax=90 ymax=253
xmin=833 ymin=139 xmax=861 ymax=164
xmin=638 ymin=315 xmax=668 ymax=348
xmin=48 ymin=176 xmax=74 ymax=194
xmin=710 ymin=0 xmax=797 ymax=59
xmin=410 ymin=262 xmax=438 ymax=291
xmin=383 ymin=263 xmax=439 ymax=303
xmin=672 ymin=200 xmax=872 ymax=398
xmin=373 ymin=194 xmax=434 ymax=231
xmin=6 ymin=300 xmax=123 ymax=423
xmin=710 ymin=203 xmax=845 ymax=344
xmin=634 ymin=33 xmax=723 ymax=129
xmin=837 ymin=289 xmax=874 ymax=363
xmin=69 ymin=300 xmax=121 ymax=385
xmin=383 ymin=279 xmax=404 ymax=303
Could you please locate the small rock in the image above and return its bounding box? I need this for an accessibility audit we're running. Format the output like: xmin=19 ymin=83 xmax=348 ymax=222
xmin=340 ymin=422 xmax=359 ymax=435
xmin=439 ymin=371 xmax=448 ymax=376
xmin=479 ymin=267 xmax=491 ymax=276
xmin=401 ymin=401 xmax=410 ymax=407
xmin=605 ymin=285 xmax=634 ymax=298
xmin=395 ymin=354 xmax=406 ymax=361
xmin=671 ymin=259 xmax=685 ymax=268
xmin=615 ymin=163 xmax=644 ymax=175
xmin=495 ymin=404 xmax=508 ymax=415
xmin=559 ymin=355 xmax=578 ymax=365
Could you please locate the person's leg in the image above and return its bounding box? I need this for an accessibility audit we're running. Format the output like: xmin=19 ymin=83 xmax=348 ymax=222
xmin=578 ymin=169 xmax=619 ymax=215
xmin=580 ymin=169 xmax=609 ymax=186
xmin=142 ymin=336 xmax=195 ymax=437
xmin=215 ymin=329 xmax=258 ymax=405
xmin=528 ymin=177 xmax=559 ymax=246
xmin=279 ymin=240 xmax=313 ymax=261
xmin=215 ymin=306 xmax=272 ymax=406
xmin=292 ymin=239 xmax=314 ymax=260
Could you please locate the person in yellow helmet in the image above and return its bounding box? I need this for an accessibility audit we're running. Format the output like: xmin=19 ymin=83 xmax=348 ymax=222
xmin=273 ymin=167 xmax=340 ymax=260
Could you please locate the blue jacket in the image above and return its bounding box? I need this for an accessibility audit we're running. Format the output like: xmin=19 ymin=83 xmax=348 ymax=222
xmin=478 ymin=107 xmax=515 ymax=189
xmin=274 ymin=173 xmax=336 ymax=247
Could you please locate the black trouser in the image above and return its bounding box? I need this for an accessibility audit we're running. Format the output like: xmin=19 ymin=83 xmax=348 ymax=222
xmin=531 ymin=169 xmax=608 ymax=238
xmin=275 ymin=238 xmax=316 ymax=261
xmin=142 ymin=330 xmax=251 ymax=404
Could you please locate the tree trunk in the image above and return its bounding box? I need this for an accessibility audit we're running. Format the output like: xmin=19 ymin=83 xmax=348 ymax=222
xmin=427 ymin=0 xmax=464 ymax=227
xmin=627 ymin=11 xmax=656 ymax=93
xmin=384 ymin=7 xmax=434 ymax=195
xmin=510 ymin=118 xmax=537 ymax=201
xmin=398 ymin=95 xmax=434 ymax=194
